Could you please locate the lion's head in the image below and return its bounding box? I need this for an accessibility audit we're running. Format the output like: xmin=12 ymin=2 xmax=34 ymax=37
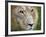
xmin=11 ymin=6 xmax=38 ymax=31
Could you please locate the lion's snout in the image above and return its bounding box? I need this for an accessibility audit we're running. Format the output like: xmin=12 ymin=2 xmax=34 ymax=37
xmin=23 ymin=16 xmax=34 ymax=30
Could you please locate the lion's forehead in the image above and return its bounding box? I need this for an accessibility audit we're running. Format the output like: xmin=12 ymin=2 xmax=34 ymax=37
xmin=16 ymin=6 xmax=35 ymax=11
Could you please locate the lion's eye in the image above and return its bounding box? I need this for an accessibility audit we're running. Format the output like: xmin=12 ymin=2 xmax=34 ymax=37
xmin=31 ymin=9 xmax=33 ymax=12
xmin=19 ymin=10 xmax=24 ymax=13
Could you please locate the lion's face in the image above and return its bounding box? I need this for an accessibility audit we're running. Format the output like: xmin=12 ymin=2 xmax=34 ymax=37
xmin=11 ymin=6 xmax=38 ymax=30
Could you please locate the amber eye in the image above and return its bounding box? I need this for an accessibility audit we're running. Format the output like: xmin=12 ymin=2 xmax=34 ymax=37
xmin=31 ymin=9 xmax=33 ymax=12
xmin=19 ymin=10 xmax=24 ymax=13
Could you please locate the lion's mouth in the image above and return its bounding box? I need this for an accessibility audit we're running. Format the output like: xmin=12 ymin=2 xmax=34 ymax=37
xmin=27 ymin=24 xmax=33 ymax=30
xmin=26 ymin=25 xmax=33 ymax=30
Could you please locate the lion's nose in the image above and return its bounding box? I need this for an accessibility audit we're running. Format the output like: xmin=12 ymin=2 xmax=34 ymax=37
xmin=28 ymin=24 xmax=33 ymax=27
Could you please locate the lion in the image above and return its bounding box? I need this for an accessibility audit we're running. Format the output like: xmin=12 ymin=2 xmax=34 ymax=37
xmin=11 ymin=6 xmax=38 ymax=31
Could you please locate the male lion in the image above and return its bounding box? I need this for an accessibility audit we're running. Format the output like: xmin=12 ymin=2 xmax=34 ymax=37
xmin=11 ymin=6 xmax=38 ymax=31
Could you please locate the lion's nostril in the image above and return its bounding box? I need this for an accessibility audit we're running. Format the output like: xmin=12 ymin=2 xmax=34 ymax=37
xmin=28 ymin=24 xmax=33 ymax=27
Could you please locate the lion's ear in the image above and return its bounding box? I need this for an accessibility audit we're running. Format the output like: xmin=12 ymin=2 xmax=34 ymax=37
xmin=11 ymin=5 xmax=18 ymax=9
